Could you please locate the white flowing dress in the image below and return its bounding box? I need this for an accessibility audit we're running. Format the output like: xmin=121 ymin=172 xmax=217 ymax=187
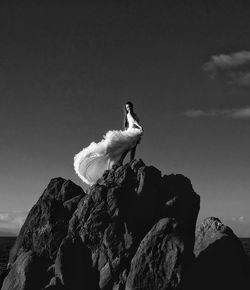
xmin=74 ymin=113 xmax=142 ymax=185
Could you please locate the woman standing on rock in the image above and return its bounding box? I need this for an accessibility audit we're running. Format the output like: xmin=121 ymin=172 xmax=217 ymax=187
xmin=74 ymin=101 xmax=143 ymax=185
xmin=118 ymin=101 xmax=143 ymax=164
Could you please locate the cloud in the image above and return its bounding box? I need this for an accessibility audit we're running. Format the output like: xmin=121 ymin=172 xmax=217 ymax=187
xmin=184 ymin=107 xmax=250 ymax=119
xmin=203 ymin=51 xmax=250 ymax=87
xmin=228 ymin=107 xmax=250 ymax=118
xmin=231 ymin=216 xmax=247 ymax=223
xmin=0 ymin=211 xmax=27 ymax=234
xmin=225 ymin=216 xmax=250 ymax=237
xmin=229 ymin=72 xmax=250 ymax=86
xmin=0 ymin=213 xmax=10 ymax=221
xmin=184 ymin=110 xmax=208 ymax=117
xmin=204 ymin=51 xmax=250 ymax=70
xmin=239 ymin=216 xmax=245 ymax=222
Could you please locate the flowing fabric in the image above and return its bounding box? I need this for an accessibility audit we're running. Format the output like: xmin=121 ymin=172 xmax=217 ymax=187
xmin=74 ymin=128 xmax=142 ymax=185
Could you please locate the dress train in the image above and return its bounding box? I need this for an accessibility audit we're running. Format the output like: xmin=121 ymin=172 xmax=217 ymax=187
xmin=74 ymin=128 xmax=142 ymax=185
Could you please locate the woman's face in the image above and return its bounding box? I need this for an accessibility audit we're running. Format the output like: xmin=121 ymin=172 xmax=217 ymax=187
xmin=126 ymin=104 xmax=133 ymax=113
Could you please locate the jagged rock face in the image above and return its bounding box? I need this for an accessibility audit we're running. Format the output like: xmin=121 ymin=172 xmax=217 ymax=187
xmin=9 ymin=178 xmax=84 ymax=264
xmin=2 ymin=160 xmax=201 ymax=290
xmin=126 ymin=218 xmax=185 ymax=290
xmin=1 ymin=251 xmax=50 ymax=290
xmin=183 ymin=217 xmax=250 ymax=290
xmin=2 ymin=178 xmax=85 ymax=290
xmin=54 ymin=160 xmax=200 ymax=290
xmin=2 ymin=161 xmax=249 ymax=290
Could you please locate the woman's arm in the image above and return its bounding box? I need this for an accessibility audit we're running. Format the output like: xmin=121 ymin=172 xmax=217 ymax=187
xmin=132 ymin=114 xmax=143 ymax=130
xmin=134 ymin=120 xmax=143 ymax=130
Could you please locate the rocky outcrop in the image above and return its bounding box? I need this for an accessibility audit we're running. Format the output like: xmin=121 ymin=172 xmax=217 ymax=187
xmin=183 ymin=217 xmax=250 ymax=290
xmin=1 ymin=160 xmax=200 ymax=289
xmin=126 ymin=218 xmax=186 ymax=290
xmin=2 ymin=160 xmax=249 ymax=290
xmin=1 ymin=251 xmax=49 ymax=290
xmin=53 ymin=160 xmax=200 ymax=290
xmin=2 ymin=178 xmax=85 ymax=290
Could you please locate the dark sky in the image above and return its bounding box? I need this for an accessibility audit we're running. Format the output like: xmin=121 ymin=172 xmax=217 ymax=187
xmin=1 ymin=1 xmax=250 ymax=236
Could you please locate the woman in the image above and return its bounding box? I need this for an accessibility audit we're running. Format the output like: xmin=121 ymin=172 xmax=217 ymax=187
xmin=74 ymin=101 xmax=143 ymax=185
xmin=118 ymin=101 xmax=143 ymax=164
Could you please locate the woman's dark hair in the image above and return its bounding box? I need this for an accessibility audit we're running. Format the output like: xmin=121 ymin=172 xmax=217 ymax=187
xmin=125 ymin=101 xmax=133 ymax=109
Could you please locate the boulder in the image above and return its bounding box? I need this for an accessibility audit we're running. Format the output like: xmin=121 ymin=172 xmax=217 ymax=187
xmin=2 ymin=160 xmax=202 ymax=290
xmin=9 ymin=178 xmax=84 ymax=265
xmin=1 ymin=251 xmax=49 ymax=290
xmin=183 ymin=217 xmax=250 ymax=290
xmin=2 ymin=178 xmax=85 ymax=290
xmin=54 ymin=235 xmax=99 ymax=289
xmin=2 ymin=160 xmax=249 ymax=290
xmin=55 ymin=159 xmax=200 ymax=289
xmin=126 ymin=218 xmax=186 ymax=290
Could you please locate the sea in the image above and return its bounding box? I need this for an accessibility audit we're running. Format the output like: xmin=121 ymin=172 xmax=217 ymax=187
xmin=0 ymin=237 xmax=249 ymax=285
xmin=0 ymin=237 xmax=16 ymax=285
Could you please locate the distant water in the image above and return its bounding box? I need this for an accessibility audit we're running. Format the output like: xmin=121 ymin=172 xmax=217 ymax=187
xmin=0 ymin=237 xmax=16 ymax=278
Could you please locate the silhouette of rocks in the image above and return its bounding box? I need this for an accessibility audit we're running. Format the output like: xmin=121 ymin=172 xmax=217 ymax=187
xmin=2 ymin=178 xmax=85 ymax=290
xmin=183 ymin=217 xmax=250 ymax=290
xmin=46 ymin=160 xmax=200 ymax=290
xmin=1 ymin=251 xmax=50 ymax=290
xmin=126 ymin=218 xmax=188 ymax=290
xmin=2 ymin=160 xmax=249 ymax=290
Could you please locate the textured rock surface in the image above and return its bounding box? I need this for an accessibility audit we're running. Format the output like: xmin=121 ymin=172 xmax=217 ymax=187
xmin=1 ymin=251 xmax=49 ymax=290
xmin=2 ymin=178 xmax=85 ymax=290
xmin=126 ymin=218 xmax=186 ymax=290
xmin=183 ymin=217 xmax=250 ymax=290
xmin=9 ymin=178 xmax=84 ymax=265
xmin=53 ymin=160 xmax=200 ymax=290
xmin=3 ymin=160 xmax=248 ymax=290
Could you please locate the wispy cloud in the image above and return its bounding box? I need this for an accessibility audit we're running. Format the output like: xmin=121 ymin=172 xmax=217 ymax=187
xmin=225 ymin=216 xmax=250 ymax=237
xmin=203 ymin=51 xmax=250 ymax=87
xmin=204 ymin=51 xmax=250 ymax=70
xmin=231 ymin=216 xmax=247 ymax=223
xmin=184 ymin=110 xmax=208 ymax=117
xmin=184 ymin=107 xmax=250 ymax=119
xmin=0 ymin=211 xmax=27 ymax=234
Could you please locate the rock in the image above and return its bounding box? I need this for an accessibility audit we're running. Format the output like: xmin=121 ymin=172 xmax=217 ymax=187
xmin=2 ymin=178 xmax=85 ymax=290
xmin=183 ymin=217 xmax=250 ymax=290
xmin=42 ymin=277 xmax=65 ymax=290
xmin=2 ymin=160 xmax=202 ymax=290
xmin=56 ymin=159 xmax=200 ymax=289
xmin=54 ymin=235 xmax=99 ymax=289
xmin=1 ymin=251 xmax=49 ymax=290
xmin=9 ymin=178 xmax=85 ymax=265
xmin=126 ymin=218 xmax=186 ymax=290
xmin=2 ymin=160 xmax=249 ymax=290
